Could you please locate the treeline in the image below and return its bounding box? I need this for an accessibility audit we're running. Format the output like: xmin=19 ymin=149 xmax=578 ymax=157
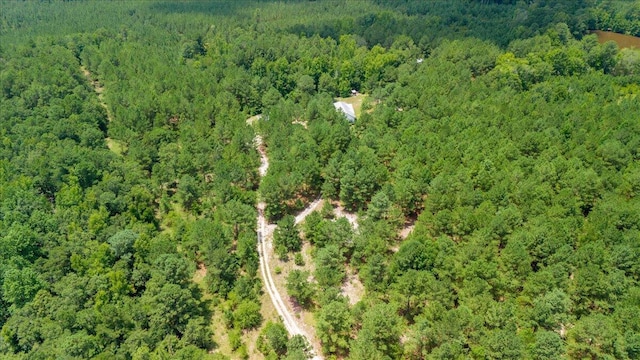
xmin=588 ymin=0 xmax=640 ymax=36
xmin=291 ymin=0 xmax=593 ymax=48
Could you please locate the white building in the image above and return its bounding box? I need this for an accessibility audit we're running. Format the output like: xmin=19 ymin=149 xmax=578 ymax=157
xmin=333 ymin=101 xmax=356 ymax=123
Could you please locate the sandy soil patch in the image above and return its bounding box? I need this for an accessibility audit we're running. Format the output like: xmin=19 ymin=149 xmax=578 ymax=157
xmin=341 ymin=266 xmax=365 ymax=305
xmin=332 ymin=203 xmax=359 ymax=230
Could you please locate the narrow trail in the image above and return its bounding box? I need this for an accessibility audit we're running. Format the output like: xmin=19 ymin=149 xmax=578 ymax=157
xmin=252 ymin=126 xmax=323 ymax=360
xmin=294 ymin=197 xmax=322 ymax=225
xmin=80 ymin=66 xmax=112 ymax=122
xmin=80 ymin=65 xmax=125 ymax=155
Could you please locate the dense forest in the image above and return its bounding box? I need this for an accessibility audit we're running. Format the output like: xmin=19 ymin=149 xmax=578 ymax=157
xmin=1 ymin=0 xmax=639 ymax=359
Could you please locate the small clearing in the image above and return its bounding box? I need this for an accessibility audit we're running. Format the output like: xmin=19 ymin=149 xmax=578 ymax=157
xmin=341 ymin=267 xmax=365 ymax=305
xmin=335 ymin=93 xmax=367 ymax=118
xmin=246 ymin=114 xmax=262 ymax=126
xmin=80 ymin=66 xmax=110 ymax=119
xmin=81 ymin=66 xmax=105 ymax=94
xmin=399 ymin=224 xmax=415 ymax=239
xmin=292 ymin=118 xmax=308 ymax=128
xmin=193 ymin=262 xmax=207 ymax=283
xmin=105 ymin=137 xmax=126 ymax=155
xmin=333 ymin=203 xmax=359 ymax=230
xmin=255 ymin=135 xmax=269 ymax=177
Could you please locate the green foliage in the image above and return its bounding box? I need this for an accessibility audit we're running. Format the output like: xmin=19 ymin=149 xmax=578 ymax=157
xmin=286 ymin=335 xmax=312 ymax=360
xmin=107 ymin=229 xmax=138 ymax=259
xmin=218 ymin=199 xmax=256 ymax=241
xmin=567 ymin=314 xmax=628 ymax=359
xmin=303 ymin=214 xmax=353 ymax=251
xmin=1 ymin=224 xmax=42 ymax=263
xmin=142 ymin=282 xmax=198 ymax=341
xmin=233 ymin=300 xmax=262 ymax=330
xmin=286 ymin=270 xmax=315 ymax=308
xmin=350 ymin=303 xmax=402 ymax=360
xmin=228 ymin=329 xmax=243 ymax=351
xmin=315 ymin=300 xmax=352 ymax=356
xmin=588 ymin=1 xmax=640 ymax=36
xmin=257 ymin=322 xmax=288 ymax=357
xmin=1 ymin=268 xmax=43 ymax=309
xmin=481 ymin=329 xmax=525 ymax=360
xmin=153 ymin=253 xmax=193 ymax=287
xmin=0 ymin=13 xmax=253 ymax=355
xmin=532 ymin=330 xmax=565 ymax=360
xmin=338 ymin=147 xmax=388 ymax=211
xmin=360 ymin=253 xmax=388 ymax=293
xmin=274 ymin=215 xmax=302 ymax=260
xmin=257 ymin=323 xmax=312 ymax=360
xmin=314 ymin=245 xmax=346 ymax=289
xmin=366 ymin=190 xmax=391 ymax=220
xmin=390 ymin=239 xmax=437 ymax=276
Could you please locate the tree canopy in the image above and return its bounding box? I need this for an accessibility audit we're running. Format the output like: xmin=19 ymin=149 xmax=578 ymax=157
xmin=1 ymin=0 xmax=639 ymax=359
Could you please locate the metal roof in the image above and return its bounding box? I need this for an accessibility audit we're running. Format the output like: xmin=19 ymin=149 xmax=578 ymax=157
xmin=333 ymin=101 xmax=356 ymax=122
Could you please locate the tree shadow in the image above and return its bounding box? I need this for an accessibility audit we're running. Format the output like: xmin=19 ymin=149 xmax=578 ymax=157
xmin=189 ymin=283 xmax=219 ymax=351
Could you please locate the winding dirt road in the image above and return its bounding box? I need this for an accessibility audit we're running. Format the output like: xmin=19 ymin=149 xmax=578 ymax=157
xmin=253 ymin=131 xmax=323 ymax=360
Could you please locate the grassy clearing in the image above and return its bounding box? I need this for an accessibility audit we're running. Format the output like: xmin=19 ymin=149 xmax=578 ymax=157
xmin=341 ymin=266 xmax=365 ymax=305
xmin=335 ymin=93 xmax=368 ymax=118
xmin=105 ymin=137 xmax=126 ymax=155
xmin=196 ymin=261 xmax=279 ymax=359
xmin=159 ymin=202 xmax=194 ymax=236
xmin=209 ymin=309 xmax=233 ymax=358
xmin=245 ymin=291 xmax=279 ymax=359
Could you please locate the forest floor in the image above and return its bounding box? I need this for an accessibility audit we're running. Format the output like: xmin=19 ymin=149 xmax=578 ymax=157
xmin=246 ymin=114 xmax=262 ymax=126
xmin=341 ymin=266 xmax=365 ymax=305
xmin=332 ymin=202 xmax=360 ymax=230
xmin=399 ymin=224 xmax=415 ymax=239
